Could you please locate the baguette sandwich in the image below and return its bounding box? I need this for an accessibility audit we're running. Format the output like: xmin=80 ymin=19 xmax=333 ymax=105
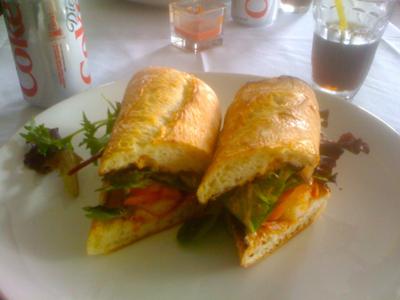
xmin=197 ymin=77 xmax=330 ymax=267
xmin=86 ymin=67 xmax=221 ymax=255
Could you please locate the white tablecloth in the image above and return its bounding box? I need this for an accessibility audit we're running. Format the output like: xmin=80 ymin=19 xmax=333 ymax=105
xmin=0 ymin=2 xmax=399 ymax=299
xmin=0 ymin=0 xmax=400 ymax=147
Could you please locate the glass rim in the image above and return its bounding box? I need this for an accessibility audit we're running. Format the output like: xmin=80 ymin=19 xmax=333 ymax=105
xmin=169 ymin=1 xmax=225 ymax=15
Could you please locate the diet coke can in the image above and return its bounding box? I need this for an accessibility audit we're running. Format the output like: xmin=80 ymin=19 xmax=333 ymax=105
xmin=232 ymin=0 xmax=278 ymax=27
xmin=1 ymin=0 xmax=91 ymax=108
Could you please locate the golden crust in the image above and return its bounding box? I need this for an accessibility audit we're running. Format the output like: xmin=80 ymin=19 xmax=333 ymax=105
xmin=197 ymin=77 xmax=320 ymax=203
xmin=99 ymin=67 xmax=221 ymax=175
xmin=229 ymin=196 xmax=328 ymax=267
xmin=87 ymin=197 xmax=200 ymax=255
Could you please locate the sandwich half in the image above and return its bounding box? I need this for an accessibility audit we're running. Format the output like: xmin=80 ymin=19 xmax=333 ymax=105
xmin=197 ymin=76 xmax=330 ymax=267
xmin=86 ymin=67 xmax=221 ymax=255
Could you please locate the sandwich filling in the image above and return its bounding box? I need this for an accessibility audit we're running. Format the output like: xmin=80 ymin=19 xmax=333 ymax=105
xmin=222 ymin=132 xmax=369 ymax=234
xmin=85 ymin=168 xmax=200 ymax=221
xmin=223 ymin=165 xmax=329 ymax=234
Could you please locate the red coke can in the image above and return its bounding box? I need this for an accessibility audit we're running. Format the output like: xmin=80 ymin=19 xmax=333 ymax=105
xmin=1 ymin=0 xmax=91 ymax=108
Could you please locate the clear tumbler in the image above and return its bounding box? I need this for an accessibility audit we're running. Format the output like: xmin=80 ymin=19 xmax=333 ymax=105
xmin=311 ymin=0 xmax=395 ymax=99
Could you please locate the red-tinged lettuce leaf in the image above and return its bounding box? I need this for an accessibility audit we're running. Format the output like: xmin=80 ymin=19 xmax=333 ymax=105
xmin=23 ymin=146 xmax=58 ymax=174
xmin=337 ymin=132 xmax=370 ymax=154
xmin=314 ymin=132 xmax=369 ymax=183
xmin=22 ymin=127 xmax=64 ymax=173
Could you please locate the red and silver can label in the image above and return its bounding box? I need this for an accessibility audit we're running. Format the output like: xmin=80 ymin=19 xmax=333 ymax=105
xmin=1 ymin=0 xmax=91 ymax=108
xmin=231 ymin=0 xmax=278 ymax=27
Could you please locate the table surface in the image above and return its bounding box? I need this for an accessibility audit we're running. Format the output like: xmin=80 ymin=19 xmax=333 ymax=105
xmin=0 ymin=2 xmax=399 ymax=299
xmin=0 ymin=0 xmax=399 ymax=146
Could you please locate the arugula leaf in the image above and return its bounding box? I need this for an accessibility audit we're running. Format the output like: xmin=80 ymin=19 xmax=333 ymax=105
xmin=83 ymin=205 xmax=127 ymax=220
xmin=79 ymin=101 xmax=121 ymax=156
xmin=79 ymin=113 xmax=106 ymax=156
xmin=224 ymin=167 xmax=302 ymax=233
xmin=20 ymin=122 xmax=71 ymax=156
xmin=105 ymin=100 xmax=121 ymax=134
xmin=20 ymin=99 xmax=122 ymax=199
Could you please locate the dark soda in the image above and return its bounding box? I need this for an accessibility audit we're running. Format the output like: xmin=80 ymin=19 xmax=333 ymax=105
xmin=312 ymin=33 xmax=379 ymax=92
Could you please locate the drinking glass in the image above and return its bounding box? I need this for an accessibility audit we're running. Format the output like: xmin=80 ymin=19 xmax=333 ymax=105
xmin=169 ymin=0 xmax=225 ymax=52
xmin=311 ymin=0 xmax=395 ymax=100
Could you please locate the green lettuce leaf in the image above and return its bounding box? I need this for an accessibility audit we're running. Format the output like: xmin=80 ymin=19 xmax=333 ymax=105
xmin=83 ymin=205 xmax=127 ymax=220
xmin=223 ymin=167 xmax=302 ymax=233
xmin=99 ymin=169 xmax=154 ymax=191
xmin=151 ymin=172 xmax=199 ymax=192
xmin=102 ymin=169 xmax=198 ymax=192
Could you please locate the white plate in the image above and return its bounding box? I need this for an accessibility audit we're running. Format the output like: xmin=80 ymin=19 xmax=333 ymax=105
xmin=1 ymin=73 xmax=400 ymax=300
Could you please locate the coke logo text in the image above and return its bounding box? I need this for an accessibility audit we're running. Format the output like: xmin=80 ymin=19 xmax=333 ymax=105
xmin=1 ymin=0 xmax=38 ymax=97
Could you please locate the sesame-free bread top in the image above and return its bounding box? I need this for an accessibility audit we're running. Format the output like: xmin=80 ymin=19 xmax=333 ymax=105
xmin=197 ymin=76 xmax=320 ymax=203
xmin=99 ymin=67 xmax=221 ymax=176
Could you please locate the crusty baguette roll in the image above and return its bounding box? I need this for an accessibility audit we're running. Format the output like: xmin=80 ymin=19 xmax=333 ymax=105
xmin=196 ymin=76 xmax=325 ymax=267
xmin=87 ymin=67 xmax=221 ymax=255
xmin=99 ymin=67 xmax=221 ymax=176
xmin=197 ymin=76 xmax=320 ymax=204
xmin=228 ymin=195 xmax=328 ymax=267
